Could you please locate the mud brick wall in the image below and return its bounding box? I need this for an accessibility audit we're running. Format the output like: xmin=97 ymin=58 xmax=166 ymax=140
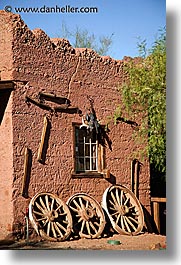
xmin=0 ymin=11 xmax=150 ymax=237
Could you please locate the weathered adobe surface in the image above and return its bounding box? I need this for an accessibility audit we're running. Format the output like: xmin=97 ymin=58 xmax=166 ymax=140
xmin=0 ymin=11 xmax=150 ymax=237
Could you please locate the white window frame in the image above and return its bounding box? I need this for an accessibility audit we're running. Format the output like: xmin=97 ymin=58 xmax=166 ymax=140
xmin=75 ymin=127 xmax=98 ymax=172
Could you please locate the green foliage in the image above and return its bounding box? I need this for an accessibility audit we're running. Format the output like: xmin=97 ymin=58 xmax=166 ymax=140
xmin=118 ymin=28 xmax=166 ymax=175
xmin=60 ymin=21 xmax=113 ymax=56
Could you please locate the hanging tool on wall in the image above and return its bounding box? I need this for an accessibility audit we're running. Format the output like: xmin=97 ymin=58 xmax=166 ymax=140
xmin=130 ymin=159 xmax=140 ymax=198
xmin=38 ymin=92 xmax=71 ymax=107
xmin=37 ymin=116 xmax=51 ymax=164
xmin=25 ymin=93 xmax=82 ymax=115
xmin=80 ymin=96 xmax=100 ymax=133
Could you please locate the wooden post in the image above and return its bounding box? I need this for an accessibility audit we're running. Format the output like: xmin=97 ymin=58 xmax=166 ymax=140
xmin=103 ymin=168 xmax=110 ymax=179
xmin=151 ymin=197 xmax=166 ymax=234
xmin=134 ymin=160 xmax=139 ymax=198
xmin=130 ymin=160 xmax=134 ymax=193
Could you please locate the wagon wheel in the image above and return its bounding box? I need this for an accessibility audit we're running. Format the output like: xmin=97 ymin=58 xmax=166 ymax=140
xmin=29 ymin=192 xmax=73 ymax=241
xmin=102 ymin=185 xmax=144 ymax=235
xmin=67 ymin=193 xmax=106 ymax=239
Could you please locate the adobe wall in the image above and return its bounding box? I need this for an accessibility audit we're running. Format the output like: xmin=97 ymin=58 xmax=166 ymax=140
xmin=0 ymin=93 xmax=14 ymax=239
xmin=0 ymin=12 xmax=15 ymax=239
xmin=0 ymin=11 xmax=150 ymax=236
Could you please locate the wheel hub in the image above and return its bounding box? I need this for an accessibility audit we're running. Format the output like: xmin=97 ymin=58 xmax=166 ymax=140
xmin=79 ymin=207 xmax=95 ymax=221
xmin=45 ymin=210 xmax=59 ymax=221
xmin=116 ymin=205 xmax=129 ymax=216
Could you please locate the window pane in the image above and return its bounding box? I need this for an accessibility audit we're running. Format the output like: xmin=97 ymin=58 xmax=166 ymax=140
xmin=92 ymin=158 xmax=97 ymax=170
xmin=91 ymin=144 xmax=97 ymax=158
xmin=85 ymin=158 xmax=90 ymax=171
xmin=85 ymin=144 xmax=90 ymax=156
xmin=76 ymin=157 xmax=84 ymax=171
xmin=78 ymin=143 xmax=84 ymax=156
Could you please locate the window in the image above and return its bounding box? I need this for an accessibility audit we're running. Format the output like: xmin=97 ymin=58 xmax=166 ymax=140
xmin=72 ymin=123 xmax=110 ymax=178
xmin=75 ymin=126 xmax=98 ymax=172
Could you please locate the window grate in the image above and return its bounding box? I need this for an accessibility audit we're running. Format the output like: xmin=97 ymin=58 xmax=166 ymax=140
xmin=75 ymin=127 xmax=98 ymax=172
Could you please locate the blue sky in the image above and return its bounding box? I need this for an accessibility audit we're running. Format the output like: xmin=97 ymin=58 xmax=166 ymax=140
xmin=0 ymin=0 xmax=166 ymax=59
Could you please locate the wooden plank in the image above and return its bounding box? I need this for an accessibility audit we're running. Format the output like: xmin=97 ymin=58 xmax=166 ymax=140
xmin=22 ymin=147 xmax=31 ymax=198
xmin=103 ymin=168 xmax=110 ymax=179
xmin=153 ymin=201 xmax=160 ymax=233
xmin=97 ymin=145 xmax=102 ymax=172
xmin=151 ymin=197 xmax=166 ymax=203
xmin=37 ymin=116 xmax=49 ymax=163
xmin=0 ymin=81 xmax=14 ymax=90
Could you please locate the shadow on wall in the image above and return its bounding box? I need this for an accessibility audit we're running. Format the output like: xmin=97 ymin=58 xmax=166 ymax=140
xmin=0 ymin=89 xmax=12 ymax=124
xmin=141 ymin=205 xmax=166 ymax=235
xmin=37 ymin=118 xmax=52 ymax=165
xmin=107 ymin=173 xmax=116 ymax=184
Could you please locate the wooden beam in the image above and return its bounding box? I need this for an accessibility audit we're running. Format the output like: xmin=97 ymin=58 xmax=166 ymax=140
xmin=153 ymin=201 xmax=160 ymax=233
xmin=37 ymin=116 xmax=49 ymax=163
xmin=151 ymin=197 xmax=166 ymax=203
xmin=0 ymin=81 xmax=14 ymax=90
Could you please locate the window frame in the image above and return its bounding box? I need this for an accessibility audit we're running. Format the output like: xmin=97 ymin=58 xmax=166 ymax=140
xmin=72 ymin=123 xmax=106 ymax=178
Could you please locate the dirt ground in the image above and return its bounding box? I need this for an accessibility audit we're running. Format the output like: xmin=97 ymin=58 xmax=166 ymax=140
xmin=0 ymin=232 xmax=166 ymax=250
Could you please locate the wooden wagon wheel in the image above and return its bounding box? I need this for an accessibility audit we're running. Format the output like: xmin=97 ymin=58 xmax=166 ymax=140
xmin=102 ymin=185 xmax=144 ymax=235
xmin=67 ymin=193 xmax=106 ymax=239
xmin=29 ymin=192 xmax=73 ymax=241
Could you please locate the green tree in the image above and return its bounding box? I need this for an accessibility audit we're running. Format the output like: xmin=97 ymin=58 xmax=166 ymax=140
xmin=115 ymin=28 xmax=166 ymax=179
xmin=60 ymin=22 xmax=113 ymax=56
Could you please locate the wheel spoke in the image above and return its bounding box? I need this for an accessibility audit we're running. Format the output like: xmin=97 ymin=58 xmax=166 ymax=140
xmin=86 ymin=221 xmax=91 ymax=235
xmin=33 ymin=210 xmax=44 ymax=216
xmin=120 ymin=190 xmax=123 ymax=205
xmin=51 ymin=198 xmax=55 ymax=211
xmin=47 ymin=221 xmax=51 ymax=236
xmin=51 ymin=222 xmax=57 ymax=238
xmin=116 ymin=213 xmax=121 ymax=224
xmin=128 ymin=216 xmax=139 ymax=225
xmin=54 ymin=222 xmax=63 ymax=237
xmin=55 ymin=204 xmax=62 ymax=213
xmin=35 ymin=202 xmax=45 ymax=213
xmin=40 ymin=196 xmax=47 ymax=210
xmin=36 ymin=217 xmax=47 ymax=222
xmin=89 ymin=221 xmax=98 ymax=233
xmin=56 ymin=221 xmax=67 ymax=232
xmin=69 ymin=205 xmax=79 ymax=212
xmin=120 ymin=215 xmax=124 ymax=229
xmin=62 ymin=220 xmax=69 ymax=224
xmin=109 ymin=206 xmax=116 ymax=211
xmin=125 ymin=216 xmax=137 ymax=231
xmin=42 ymin=219 xmax=49 ymax=227
xmin=73 ymin=199 xmax=81 ymax=209
xmin=116 ymin=188 xmax=120 ymax=205
xmin=78 ymin=217 xmax=82 ymax=223
xmin=109 ymin=199 xmax=116 ymax=207
xmin=123 ymin=216 xmax=131 ymax=233
xmin=86 ymin=200 xmax=89 ymax=208
xmin=79 ymin=197 xmax=85 ymax=210
xmin=111 ymin=211 xmax=119 ymax=216
xmin=80 ymin=220 xmax=85 ymax=233
xmin=124 ymin=197 xmax=129 ymax=206
xmin=110 ymin=191 xmax=118 ymax=206
xmin=45 ymin=195 xmax=50 ymax=211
